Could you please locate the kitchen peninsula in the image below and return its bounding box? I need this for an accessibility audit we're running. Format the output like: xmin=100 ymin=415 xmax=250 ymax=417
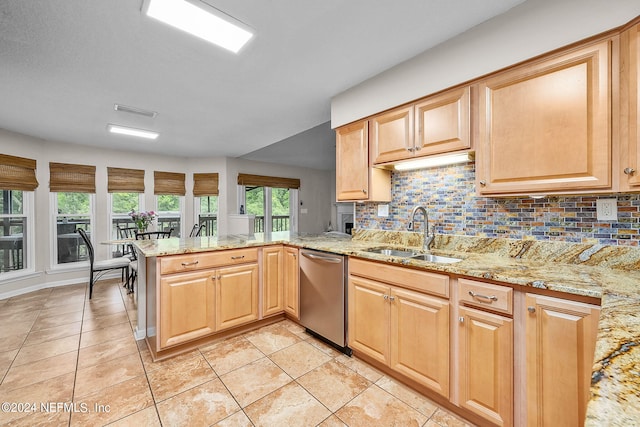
xmin=132 ymin=229 xmax=639 ymax=427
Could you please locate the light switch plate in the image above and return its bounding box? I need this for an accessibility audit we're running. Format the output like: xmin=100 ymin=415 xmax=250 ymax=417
xmin=596 ymin=198 xmax=617 ymax=221
xmin=377 ymin=204 xmax=389 ymax=217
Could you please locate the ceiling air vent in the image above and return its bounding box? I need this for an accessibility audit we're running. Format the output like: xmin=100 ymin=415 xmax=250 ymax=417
xmin=114 ymin=104 xmax=158 ymax=118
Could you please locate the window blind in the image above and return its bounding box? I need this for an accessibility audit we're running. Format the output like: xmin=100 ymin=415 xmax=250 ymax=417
xmin=193 ymin=173 xmax=219 ymax=196
xmin=0 ymin=154 xmax=39 ymax=191
xmin=237 ymin=173 xmax=300 ymax=189
xmin=107 ymin=167 xmax=145 ymax=193
xmin=154 ymin=171 xmax=186 ymax=195
xmin=49 ymin=162 xmax=96 ymax=193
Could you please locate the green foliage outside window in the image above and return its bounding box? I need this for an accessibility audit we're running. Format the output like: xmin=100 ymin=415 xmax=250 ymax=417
xmin=200 ymin=196 xmax=218 ymax=214
xmin=112 ymin=192 xmax=139 ymax=213
xmin=0 ymin=190 xmax=23 ymax=214
xmin=57 ymin=193 xmax=90 ymax=214
xmin=158 ymin=194 xmax=180 ymax=212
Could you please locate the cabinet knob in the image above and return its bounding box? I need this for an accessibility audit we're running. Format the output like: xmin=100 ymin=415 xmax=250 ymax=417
xmin=527 ymin=306 xmax=536 ymax=313
xmin=624 ymin=167 xmax=636 ymax=175
xmin=459 ymin=316 xmax=464 ymax=323
xmin=389 ymin=296 xmax=395 ymax=302
xmin=362 ymin=189 xmax=367 ymax=194
xmin=383 ymin=294 xmax=388 ymax=300
xmin=479 ymin=180 xmax=487 ymax=186
xmin=407 ymin=147 xmax=415 ymax=152
xmin=414 ymin=145 xmax=421 ymax=151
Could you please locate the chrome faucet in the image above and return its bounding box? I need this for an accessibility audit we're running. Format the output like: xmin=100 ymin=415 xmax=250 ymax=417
xmin=408 ymin=205 xmax=434 ymax=251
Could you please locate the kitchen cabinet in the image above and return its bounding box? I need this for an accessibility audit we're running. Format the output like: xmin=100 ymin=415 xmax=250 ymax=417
xmin=157 ymin=248 xmax=259 ymax=348
xmin=456 ymin=279 xmax=513 ymax=427
xmin=476 ymin=38 xmax=613 ymax=195
xmin=621 ymin=23 xmax=640 ymax=190
xmin=283 ymin=246 xmax=299 ymax=319
xmin=348 ymin=259 xmax=450 ymax=397
xmin=262 ymin=246 xmax=284 ymax=317
xmin=216 ymin=263 xmax=259 ymax=331
xmin=371 ymin=86 xmax=471 ymax=165
xmin=159 ymin=269 xmax=216 ymax=348
xmin=335 ymin=119 xmax=391 ymax=202
xmin=525 ymin=293 xmax=600 ymax=427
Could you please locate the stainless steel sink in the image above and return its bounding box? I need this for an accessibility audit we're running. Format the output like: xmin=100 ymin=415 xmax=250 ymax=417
xmin=410 ymin=254 xmax=462 ymax=263
xmin=365 ymin=247 xmax=417 ymax=257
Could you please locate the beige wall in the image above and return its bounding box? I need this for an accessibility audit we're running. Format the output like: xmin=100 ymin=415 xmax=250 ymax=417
xmin=331 ymin=0 xmax=640 ymax=127
xmin=0 ymin=129 xmax=331 ymax=297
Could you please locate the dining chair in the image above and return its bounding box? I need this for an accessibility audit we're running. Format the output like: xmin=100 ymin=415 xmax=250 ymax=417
xmin=128 ymin=228 xmax=174 ymax=291
xmin=195 ymin=223 xmax=206 ymax=237
xmin=77 ymin=228 xmax=131 ymax=299
xmin=189 ymin=223 xmax=200 ymax=237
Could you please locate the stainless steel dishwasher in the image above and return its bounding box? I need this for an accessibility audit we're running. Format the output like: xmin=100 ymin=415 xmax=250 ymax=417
xmin=299 ymin=249 xmax=351 ymax=354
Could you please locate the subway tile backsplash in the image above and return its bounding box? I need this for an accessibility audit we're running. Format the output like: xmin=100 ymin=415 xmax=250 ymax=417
xmin=355 ymin=162 xmax=640 ymax=246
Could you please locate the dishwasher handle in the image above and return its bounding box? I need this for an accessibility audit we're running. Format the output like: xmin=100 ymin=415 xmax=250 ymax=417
xmin=301 ymin=251 xmax=343 ymax=264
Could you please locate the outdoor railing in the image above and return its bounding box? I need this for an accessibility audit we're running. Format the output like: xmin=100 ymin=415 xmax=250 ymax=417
xmin=254 ymin=215 xmax=290 ymax=233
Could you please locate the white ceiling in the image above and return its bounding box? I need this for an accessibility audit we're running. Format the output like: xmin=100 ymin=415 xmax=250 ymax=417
xmin=0 ymin=0 xmax=525 ymax=170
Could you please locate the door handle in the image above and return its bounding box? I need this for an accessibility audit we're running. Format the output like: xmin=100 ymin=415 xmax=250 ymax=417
xmin=301 ymin=252 xmax=342 ymax=263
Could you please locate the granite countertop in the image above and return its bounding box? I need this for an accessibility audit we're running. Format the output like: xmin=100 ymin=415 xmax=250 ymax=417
xmin=134 ymin=229 xmax=640 ymax=425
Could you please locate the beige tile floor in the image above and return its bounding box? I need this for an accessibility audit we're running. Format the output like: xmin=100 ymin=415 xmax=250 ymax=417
xmin=0 ymin=279 xmax=476 ymax=427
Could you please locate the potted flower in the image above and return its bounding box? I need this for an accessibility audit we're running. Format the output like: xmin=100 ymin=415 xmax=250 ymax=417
xmin=130 ymin=210 xmax=157 ymax=232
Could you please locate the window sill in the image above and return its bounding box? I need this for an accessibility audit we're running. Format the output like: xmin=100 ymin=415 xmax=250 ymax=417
xmin=0 ymin=269 xmax=42 ymax=284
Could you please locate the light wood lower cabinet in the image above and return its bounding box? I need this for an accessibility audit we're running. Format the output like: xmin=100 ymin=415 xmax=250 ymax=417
xmin=262 ymin=246 xmax=284 ymax=317
xmin=525 ymin=294 xmax=600 ymax=427
xmin=283 ymin=246 xmax=299 ymax=318
xmin=348 ymin=270 xmax=450 ymax=398
xmin=215 ymin=263 xmax=259 ymax=331
xmin=457 ymin=306 xmax=513 ymax=427
xmin=159 ymin=269 xmax=216 ymax=348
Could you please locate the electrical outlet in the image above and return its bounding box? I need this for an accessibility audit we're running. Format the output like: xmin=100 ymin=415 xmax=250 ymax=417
xmin=596 ymin=198 xmax=618 ymax=221
xmin=377 ymin=204 xmax=389 ymax=217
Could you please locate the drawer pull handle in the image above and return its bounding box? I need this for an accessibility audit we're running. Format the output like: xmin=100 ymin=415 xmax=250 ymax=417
xmin=231 ymin=255 xmax=245 ymax=260
xmin=181 ymin=261 xmax=199 ymax=267
xmin=468 ymin=290 xmax=498 ymax=302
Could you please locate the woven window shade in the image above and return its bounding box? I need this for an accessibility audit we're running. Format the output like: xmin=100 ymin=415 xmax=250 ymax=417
xmin=193 ymin=173 xmax=219 ymax=196
xmin=237 ymin=173 xmax=300 ymax=189
xmin=154 ymin=171 xmax=186 ymax=195
xmin=49 ymin=162 xmax=96 ymax=193
xmin=107 ymin=167 xmax=145 ymax=193
xmin=0 ymin=154 xmax=39 ymax=191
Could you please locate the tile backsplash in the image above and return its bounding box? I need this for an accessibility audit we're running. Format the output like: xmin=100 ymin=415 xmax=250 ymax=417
xmin=355 ymin=162 xmax=640 ymax=246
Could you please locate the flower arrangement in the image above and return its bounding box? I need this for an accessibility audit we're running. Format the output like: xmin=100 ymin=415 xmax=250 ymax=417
xmin=129 ymin=210 xmax=156 ymax=232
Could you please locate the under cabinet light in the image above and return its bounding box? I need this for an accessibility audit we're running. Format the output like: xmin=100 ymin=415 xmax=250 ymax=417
xmin=143 ymin=0 xmax=254 ymax=53
xmin=107 ymin=124 xmax=159 ymax=140
xmin=394 ymin=152 xmax=474 ymax=171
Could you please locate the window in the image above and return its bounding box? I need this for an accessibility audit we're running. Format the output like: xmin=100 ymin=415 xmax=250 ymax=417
xmin=49 ymin=162 xmax=95 ymax=267
xmin=237 ymin=174 xmax=299 ymax=234
xmin=107 ymin=167 xmax=145 ymax=255
xmin=0 ymin=190 xmax=32 ymax=273
xmin=154 ymin=171 xmax=186 ymax=237
xmin=197 ymin=196 xmax=218 ymax=237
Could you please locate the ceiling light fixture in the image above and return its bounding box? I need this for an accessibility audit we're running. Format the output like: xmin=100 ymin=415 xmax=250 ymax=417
xmin=114 ymin=104 xmax=158 ymax=118
xmin=394 ymin=152 xmax=474 ymax=171
xmin=142 ymin=0 xmax=254 ymax=53
xmin=107 ymin=124 xmax=159 ymax=140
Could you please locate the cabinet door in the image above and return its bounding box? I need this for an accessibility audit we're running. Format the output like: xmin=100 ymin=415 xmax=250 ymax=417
xmin=525 ymin=294 xmax=600 ymax=427
xmin=390 ymin=287 xmax=449 ymax=398
xmin=159 ymin=270 xmax=215 ymax=348
xmin=262 ymin=246 xmax=284 ymax=317
xmin=371 ymin=105 xmax=414 ymax=164
xmin=477 ymin=40 xmax=611 ymax=195
xmin=348 ymin=275 xmax=390 ymax=365
xmin=216 ymin=263 xmax=259 ymax=331
xmin=414 ymin=86 xmax=471 ymax=156
xmin=458 ymin=306 xmax=513 ymax=427
xmin=336 ymin=120 xmax=370 ymax=201
xmin=283 ymin=246 xmax=299 ymax=319
xmin=622 ymin=23 xmax=640 ymax=189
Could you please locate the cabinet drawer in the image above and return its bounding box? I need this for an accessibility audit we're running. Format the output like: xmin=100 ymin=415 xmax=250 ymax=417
xmin=458 ymin=278 xmax=512 ymax=315
xmin=350 ymin=258 xmax=449 ymax=298
xmin=161 ymin=248 xmax=259 ymax=275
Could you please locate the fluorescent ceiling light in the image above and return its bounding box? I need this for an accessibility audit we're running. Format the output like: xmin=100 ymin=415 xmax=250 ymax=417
xmin=143 ymin=0 xmax=254 ymax=53
xmin=394 ymin=152 xmax=473 ymax=171
xmin=114 ymin=104 xmax=158 ymax=118
xmin=107 ymin=124 xmax=159 ymax=140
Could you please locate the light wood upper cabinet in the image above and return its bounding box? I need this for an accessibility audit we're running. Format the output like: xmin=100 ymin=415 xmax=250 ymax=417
xmin=262 ymin=246 xmax=284 ymax=317
xmin=621 ymin=23 xmax=640 ymax=190
xmin=414 ymin=86 xmax=471 ymax=156
xmin=159 ymin=269 xmax=215 ymax=348
xmin=283 ymin=246 xmax=299 ymax=319
xmin=216 ymin=263 xmax=259 ymax=331
xmin=336 ymin=119 xmax=391 ymax=202
xmin=525 ymin=294 xmax=600 ymax=427
xmin=477 ymin=39 xmax=613 ymax=195
xmin=370 ymin=87 xmax=471 ymax=165
xmin=370 ymin=105 xmax=414 ymax=163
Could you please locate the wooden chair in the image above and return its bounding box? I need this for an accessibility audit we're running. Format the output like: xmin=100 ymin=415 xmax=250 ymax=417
xmin=77 ymin=228 xmax=131 ymax=299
